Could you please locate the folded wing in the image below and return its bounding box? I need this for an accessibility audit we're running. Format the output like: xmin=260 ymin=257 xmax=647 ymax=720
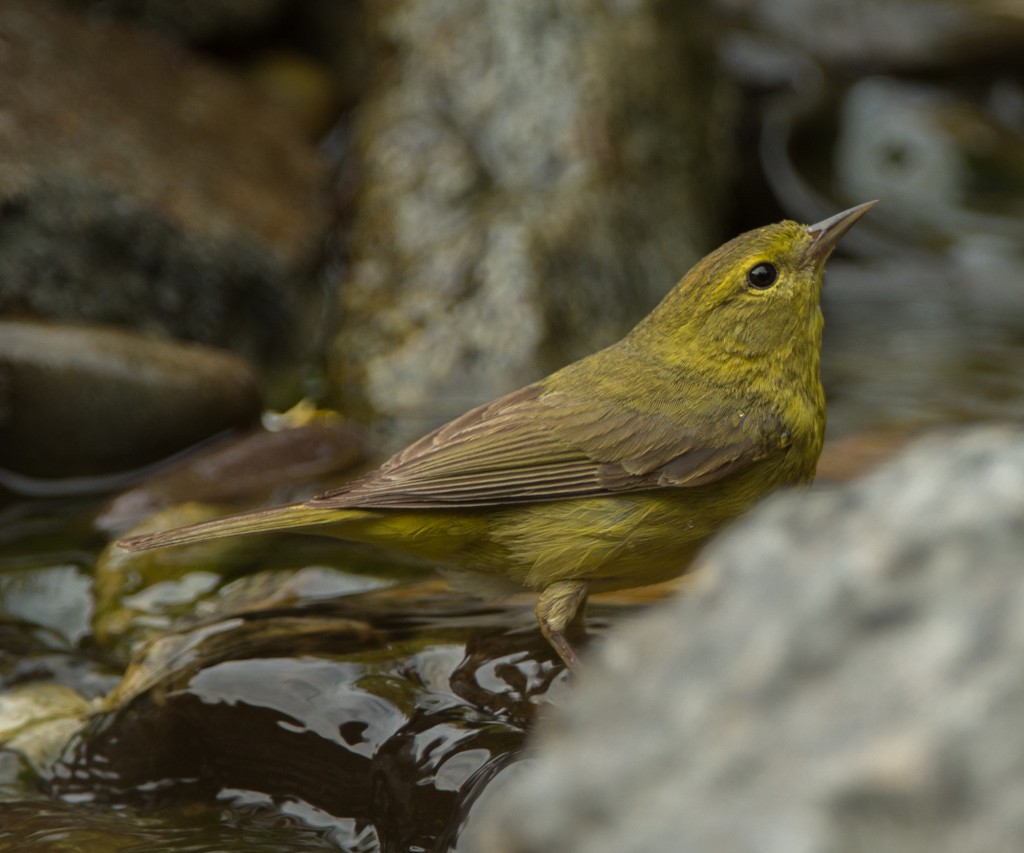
xmin=309 ymin=381 xmax=789 ymax=510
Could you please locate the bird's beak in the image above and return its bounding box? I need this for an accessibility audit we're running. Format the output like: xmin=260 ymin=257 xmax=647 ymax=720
xmin=802 ymin=200 xmax=877 ymax=265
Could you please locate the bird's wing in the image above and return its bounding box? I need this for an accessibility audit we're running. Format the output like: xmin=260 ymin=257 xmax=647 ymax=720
xmin=309 ymin=382 xmax=790 ymax=510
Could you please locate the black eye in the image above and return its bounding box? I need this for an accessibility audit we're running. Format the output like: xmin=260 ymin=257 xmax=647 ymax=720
xmin=746 ymin=262 xmax=778 ymax=290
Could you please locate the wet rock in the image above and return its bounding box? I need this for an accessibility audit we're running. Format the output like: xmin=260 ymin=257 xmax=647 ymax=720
xmin=0 ymin=683 xmax=92 ymax=743
xmin=0 ymin=684 xmax=94 ymax=779
xmin=0 ymin=321 xmax=261 ymax=478
xmin=0 ymin=622 xmax=116 ymax=781
xmin=332 ymin=0 xmax=737 ymax=442
xmin=463 ymin=426 xmax=1024 ymax=853
xmin=0 ymin=0 xmax=330 ymax=364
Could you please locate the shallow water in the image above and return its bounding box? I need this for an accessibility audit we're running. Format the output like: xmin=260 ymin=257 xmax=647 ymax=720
xmin=0 ymin=508 xmax=603 ymax=851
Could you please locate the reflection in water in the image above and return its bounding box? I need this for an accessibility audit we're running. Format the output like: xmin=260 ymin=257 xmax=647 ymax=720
xmin=38 ymin=592 xmax=585 ymax=851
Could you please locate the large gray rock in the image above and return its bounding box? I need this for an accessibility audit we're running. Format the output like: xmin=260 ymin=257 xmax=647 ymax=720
xmin=332 ymin=0 xmax=737 ymax=443
xmin=461 ymin=426 xmax=1024 ymax=853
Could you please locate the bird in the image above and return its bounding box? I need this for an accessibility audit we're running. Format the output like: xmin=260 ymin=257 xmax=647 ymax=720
xmin=119 ymin=201 xmax=875 ymax=669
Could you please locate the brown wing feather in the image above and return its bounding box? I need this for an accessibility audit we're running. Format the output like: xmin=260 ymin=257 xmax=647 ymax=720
xmin=308 ymin=380 xmax=789 ymax=510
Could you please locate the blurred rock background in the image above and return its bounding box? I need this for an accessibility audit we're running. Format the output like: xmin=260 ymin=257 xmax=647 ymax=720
xmin=0 ymin=0 xmax=1022 ymax=470
xmin=0 ymin=0 xmax=1023 ymax=850
xmin=331 ymin=1 xmax=735 ymax=437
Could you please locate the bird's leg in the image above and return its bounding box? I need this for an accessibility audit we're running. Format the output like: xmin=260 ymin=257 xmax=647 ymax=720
xmin=535 ymin=579 xmax=589 ymax=671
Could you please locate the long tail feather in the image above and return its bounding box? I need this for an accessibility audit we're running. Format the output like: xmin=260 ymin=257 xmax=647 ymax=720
xmin=116 ymin=503 xmax=353 ymax=552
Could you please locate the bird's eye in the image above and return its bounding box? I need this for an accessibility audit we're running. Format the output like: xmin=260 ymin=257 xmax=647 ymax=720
xmin=746 ymin=262 xmax=778 ymax=290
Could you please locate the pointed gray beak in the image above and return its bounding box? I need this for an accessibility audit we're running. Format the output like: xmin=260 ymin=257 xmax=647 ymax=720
xmin=802 ymin=200 xmax=877 ymax=265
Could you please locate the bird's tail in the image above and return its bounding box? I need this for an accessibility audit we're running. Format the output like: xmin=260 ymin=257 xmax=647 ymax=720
xmin=116 ymin=503 xmax=356 ymax=553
